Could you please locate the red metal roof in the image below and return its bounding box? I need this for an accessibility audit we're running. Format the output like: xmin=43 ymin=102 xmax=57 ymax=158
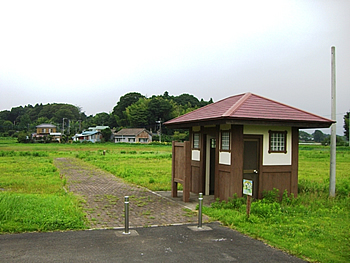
xmin=165 ymin=92 xmax=334 ymax=128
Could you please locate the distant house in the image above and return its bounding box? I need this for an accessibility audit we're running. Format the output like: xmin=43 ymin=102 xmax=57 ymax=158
xmin=36 ymin=123 xmax=56 ymax=134
xmin=72 ymin=126 xmax=110 ymax=143
xmin=73 ymin=131 xmax=102 ymax=143
xmin=33 ymin=124 xmax=62 ymax=142
xmin=114 ymin=128 xmax=152 ymax=143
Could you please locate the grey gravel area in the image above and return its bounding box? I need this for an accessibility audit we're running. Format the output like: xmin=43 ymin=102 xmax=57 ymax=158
xmin=54 ymin=158 xmax=209 ymax=229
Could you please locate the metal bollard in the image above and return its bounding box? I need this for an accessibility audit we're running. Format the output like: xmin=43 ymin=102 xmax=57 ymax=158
xmin=198 ymin=193 xmax=203 ymax=228
xmin=123 ymin=196 xmax=130 ymax=235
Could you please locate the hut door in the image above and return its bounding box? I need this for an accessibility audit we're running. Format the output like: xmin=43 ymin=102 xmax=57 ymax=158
xmin=209 ymin=138 xmax=216 ymax=195
xmin=243 ymin=138 xmax=261 ymax=199
xmin=205 ymin=136 xmax=216 ymax=195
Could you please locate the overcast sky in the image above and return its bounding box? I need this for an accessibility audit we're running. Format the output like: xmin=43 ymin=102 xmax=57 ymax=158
xmin=0 ymin=1 xmax=349 ymax=134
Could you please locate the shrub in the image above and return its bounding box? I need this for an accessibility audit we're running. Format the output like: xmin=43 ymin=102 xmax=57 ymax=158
xmin=262 ymin=188 xmax=280 ymax=203
xmin=211 ymin=194 xmax=246 ymax=210
xmin=251 ymin=200 xmax=282 ymax=218
xmin=298 ymin=179 xmax=327 ymax=194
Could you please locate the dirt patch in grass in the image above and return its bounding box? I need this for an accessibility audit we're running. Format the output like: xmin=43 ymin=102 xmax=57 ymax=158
xmin=54 ymin=158 xmax=206 ymax=229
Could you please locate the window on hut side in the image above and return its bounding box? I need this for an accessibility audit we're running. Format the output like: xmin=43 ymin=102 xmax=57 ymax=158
xmin=269 ymin=130 xmax=287 ymax=153
xmin=221 ymin=131 xmax=230 ymax=151
xmin=193 ymin=133 xmax=200 ymax=149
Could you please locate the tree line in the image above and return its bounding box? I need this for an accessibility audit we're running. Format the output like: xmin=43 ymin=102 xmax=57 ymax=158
xmin=0 ymin=91 xmax=213 ymax=141
xmin=299 ymin=128 xmax=349 ymax=146
xmin=1 ymin=91 xmax=348 ymax=144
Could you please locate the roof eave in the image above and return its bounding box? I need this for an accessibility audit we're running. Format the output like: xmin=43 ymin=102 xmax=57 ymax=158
xmin=165 ymin=117 xmax=334 ymax=129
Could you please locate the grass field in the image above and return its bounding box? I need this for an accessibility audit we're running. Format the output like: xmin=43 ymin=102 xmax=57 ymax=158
xmin=0 ymin=149 xmax=87 ymax=233
xmin=204 ymin=145 xmax=350 ymax=263
xmin=0 ymin=138 xmax=349 ymax=262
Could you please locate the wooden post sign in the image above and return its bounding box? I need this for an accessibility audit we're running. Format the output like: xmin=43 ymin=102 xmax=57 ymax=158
xmin=243 ymin=179 xmax=253 ymax=218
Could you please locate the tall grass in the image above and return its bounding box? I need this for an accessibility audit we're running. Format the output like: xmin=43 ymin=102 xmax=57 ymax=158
xmin=1 ymin=138 xmax=349 ymax=262
xmin=0 ymin=148 xmax=87 ymax=233
xmin=0 ymin=138 xmax=172 ymax=233
xmin=0 ymin=155 xmax=62 ymax=194
xmin=76 ymin=149 xmax=173 ymax=191
xmin=0 ymin=192 xmax=86 ymax=232
xmin=204 ymin=146 xmax=350 ymax=263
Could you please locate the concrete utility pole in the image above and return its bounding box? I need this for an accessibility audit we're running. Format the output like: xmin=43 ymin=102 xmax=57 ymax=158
xmin=329 ymin=46 xmax=336 ymax=197
xmin=156 ymin=119 xmax=162 ymax=143
xmin=348 ymin=111 xmax=350 ymax=146
xmin=62 ymin=118 xmax=66 ymax=134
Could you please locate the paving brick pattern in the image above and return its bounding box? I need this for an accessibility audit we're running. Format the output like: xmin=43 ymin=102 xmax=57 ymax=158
xmin=54 ymin=158 xmax=206 ymax=229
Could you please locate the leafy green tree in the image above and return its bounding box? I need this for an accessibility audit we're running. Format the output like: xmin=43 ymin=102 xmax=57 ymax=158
xmin=173 ymin=131 xmax=189 ymax=142
xmin=163 ymin=91 xmax=170 ymax=99
xmin=200 ymin=98 xmax=213 ymax=107
xmin=299 ymin=131 xmax=313 ymax=142
xmin=100 ymin=127 xmax=112 ymax=142
xmin=322 ymin=135 xmax=346 ymax=146
xmin=173 ymin=93 xmax=200 ymax=107
xmin=54 ymin=109 xmax=74 ymax=124
xmin=93 ymin=112 xmax=110 ymax=126
xmin=126 ymin=98 xmax=150 ymax=127
xmin=2 ymin=120 xmax=13 ymax=131
xmin=17 ymin=131 xmax=30 ymax=143
xmin=107 ymin=113 xmax=117 ymax=129
xmin=313 ymin=130 xmax=327 ymax=143
xmin=69 ymin=120 xmax=81 ymax=134
xmin=35 ymin=117 xmax=50 ymax=126
xmin=81 ymin=115 xmax=96 ymax=130
xmin=18 ymin=114 xmax=31 ymax=131
xmin=148 ymin=96 xmax=174 ymax=124
xmin=37 ymin=104 xmax=55 ymax=120
xmin=112 ymin=92 xmax=145 ymax=126
xmin=27 ymin=103 xmax=43 ymax=121
xmin=0 ymin=110 xmax=10 ymax=122
xmin=9 ymin=106 xmax=24 ymax=123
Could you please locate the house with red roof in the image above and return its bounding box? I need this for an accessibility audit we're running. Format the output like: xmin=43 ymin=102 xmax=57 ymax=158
xmin=165 ymin=92 xmax=333 ymax=201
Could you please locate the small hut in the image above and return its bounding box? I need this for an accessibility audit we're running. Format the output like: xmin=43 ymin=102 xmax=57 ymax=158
xmin=165 ymin=92 xmax=333 ymax=201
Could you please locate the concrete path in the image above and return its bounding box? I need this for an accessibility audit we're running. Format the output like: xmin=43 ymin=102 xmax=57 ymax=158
xmin=25 ymin=157 xmax=308 ymax=262
xmin=0 ymin=222 xmax=306 ymax=263
xmin=54 ymin=158 xmax=210 ymax=228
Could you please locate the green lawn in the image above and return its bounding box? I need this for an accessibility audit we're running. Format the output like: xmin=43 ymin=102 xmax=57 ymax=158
xmin=0 ymin=138 xmax=349 ymax=262
xmin=0 ymin=144 xmax=87 ymax=233
xmin=204 ymin=145 xmax=350 ymax=263
xmin=76 ymin=146 xmax=172 ymax=191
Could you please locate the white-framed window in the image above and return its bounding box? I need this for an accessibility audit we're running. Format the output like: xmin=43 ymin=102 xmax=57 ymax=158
xmin=128 ymin=138 xmax=135 ymax=143
xmin=221 ymin=131 xmax=230 ymax=151
xmin=269 ymin=130 xmax=287 ymax=153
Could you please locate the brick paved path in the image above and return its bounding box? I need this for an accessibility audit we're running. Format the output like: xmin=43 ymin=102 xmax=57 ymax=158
xmin=54 ymin=158 xmax=207 ymax=229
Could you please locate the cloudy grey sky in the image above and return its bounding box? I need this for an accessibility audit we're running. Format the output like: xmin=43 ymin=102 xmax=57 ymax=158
xmin=0 ymin=0 xmax=349 ymax=134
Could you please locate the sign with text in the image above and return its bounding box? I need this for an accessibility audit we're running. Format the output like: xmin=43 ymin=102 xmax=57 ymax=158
xmin=243 ymin=179 xmax=253 ymax=196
